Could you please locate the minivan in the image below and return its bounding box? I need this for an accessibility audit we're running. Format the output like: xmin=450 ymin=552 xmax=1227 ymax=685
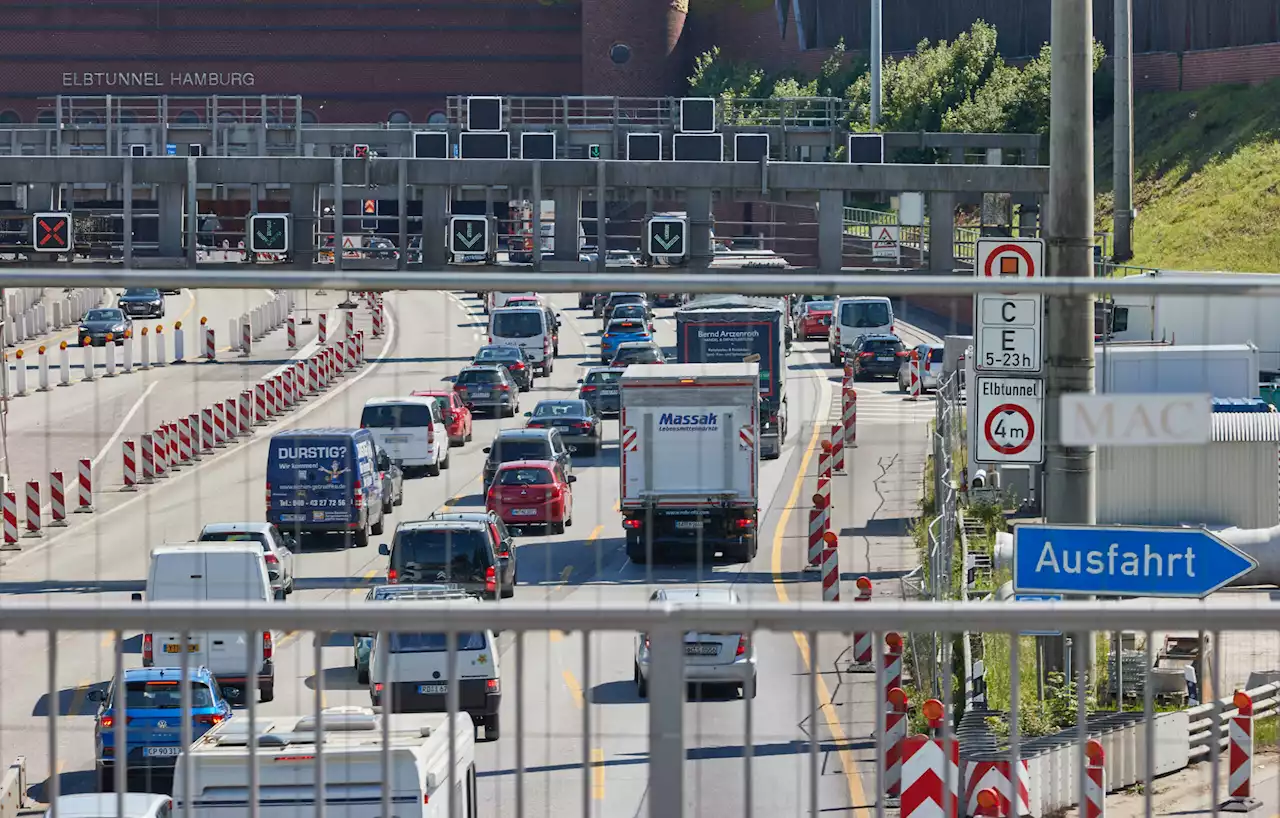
xmin=134 ymin=543 xmax=276 ymax=702
xmin=829 ymin=296 xmax=895 ymax=366
xmin=265 ymin=428 xmax=385 ymax=547
xmin=360 ymin=397 xmax=450 ymax=476
xmin=489 ymin=306 xmax=554 ymax=375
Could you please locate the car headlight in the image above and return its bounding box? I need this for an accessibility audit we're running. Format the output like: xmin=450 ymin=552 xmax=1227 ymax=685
xmin=113 ymin=324 xmax=126 ymax=332
xmin=151 ymin=299 xmax=162 ymax=305
xmin=78 ymin=326 xmax=89 ymax=334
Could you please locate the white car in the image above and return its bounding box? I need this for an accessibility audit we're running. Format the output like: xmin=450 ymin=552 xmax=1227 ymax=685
xmin=634 ymin=587 xmax=756 ymax=699
xmin=359 ymin=397 xmax=451 ymax=477
xmin=898 ymin=343 xmax=945 ymax=392
xmin=49 ymin=793 xmax=173 ymax=818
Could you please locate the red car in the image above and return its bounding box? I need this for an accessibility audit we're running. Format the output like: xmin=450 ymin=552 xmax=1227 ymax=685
xmin=485 ymin=459 xmax=576 ymax=534
xmin=798 ymin=301 xmax=834 ymax=340
xmin=411 ymin=390 xmax=473 ymax=447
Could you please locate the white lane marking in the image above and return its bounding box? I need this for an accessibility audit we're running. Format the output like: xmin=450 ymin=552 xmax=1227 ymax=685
xmin=91 ymin=382 xmax=160 ymax=469
xmin=4 ymin=302 xmax=399 ymax=567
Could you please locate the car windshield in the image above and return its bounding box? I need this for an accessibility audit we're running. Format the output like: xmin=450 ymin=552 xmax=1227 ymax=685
xmin=85 ymin=309 xmax=123 ymax=322
xmin=497 ymin=466 xmax=554 ymax=486
xmin=841 ymin=300 xmax=891 ymax=328
xmin=198 ymin=531 xmax=270 ymax=550
xmin=361 ymin=403 xmax=434 ymax=427
xmin=457 ymin=369 xmax=502 ymax=384
xmin=806 ymin=301 xmax=834 ymax=313
xmin=928 ymin=348 xmax=944 ymax=362
xmin=490 ymin=439 xmax=552 ymax=462
xmin=387 ymin=632 xmax=487 ymax=653
xmin=862 ymin=339 xmax=902 ymax=354
xmin=123 ymin=288 xmax=160 ymax=298
xmin=475 ymin=347 xmax=521 ymax=362
xmin=617 ymin=347 xmax=662 ymax=363
xmin=532 ymin=402 xmax=583 ymax=418
xmin=393 ymin=528 xmax=487 ymax=568
xmin=120 ymin=681 xmax=215 ymax=710
xmin=612 ymin=305 xmax=646 ymax=318
xmin=609 ymin=295 xmax=644 ymax=308
xmin=491 ymin=310 xmax=543 ymax=338
xmin=584 ymin=370 xmax=623 ymax=385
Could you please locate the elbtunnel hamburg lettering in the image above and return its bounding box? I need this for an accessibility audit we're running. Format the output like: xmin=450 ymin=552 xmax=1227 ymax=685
xmin=1033 ymin=540 xmax=1197 ymax=579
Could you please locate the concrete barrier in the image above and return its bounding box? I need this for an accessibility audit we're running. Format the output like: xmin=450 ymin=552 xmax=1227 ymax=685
xmin=0 ymin=756 xmax=26 ymax=818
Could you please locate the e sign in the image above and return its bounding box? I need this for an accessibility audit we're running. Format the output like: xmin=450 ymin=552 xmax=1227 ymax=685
xmin=973 ymin=376 xmax=1044 ymax=464
xmin=975 ymin=237 xmax=1044 ymax=374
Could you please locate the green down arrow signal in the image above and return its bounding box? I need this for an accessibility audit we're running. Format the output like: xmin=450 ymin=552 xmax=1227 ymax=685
xmin=654 ymin=223 xmax=681 ymax=251
xmin=255 ymin=219 xmax=281 ymax=246
xmin=455 ymin=221 xmax=483 ymax=249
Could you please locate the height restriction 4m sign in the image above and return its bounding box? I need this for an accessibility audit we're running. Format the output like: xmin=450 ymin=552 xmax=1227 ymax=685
xmin=973 ymin=376 xmax=1044 ymax=464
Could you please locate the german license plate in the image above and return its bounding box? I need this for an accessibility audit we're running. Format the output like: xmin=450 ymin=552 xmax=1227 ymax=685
xmin=164 ymin=643 xmax=199 ymax=653
xmin=280 ymin=513 xmax=304 ymax=522
xmin=386 ymin=435 xmax=409 ymax=443
xmin=511 ymin=508 xmax=537 ymax=516
xmin=143 ymin=746 xmax=181 ymax=757
xmin=418 ymin=684 xmax=447 ymax=694
xmin=685 ymin=644 xmax=719 ymax=656
xmin=472 ymin=391 xmax=490 ymax=398
xmin=675 ymin=520 xmax=703 ymax=530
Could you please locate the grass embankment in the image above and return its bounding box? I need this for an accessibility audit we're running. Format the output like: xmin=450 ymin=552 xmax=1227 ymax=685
xmin=1095 ymin=77 xmax=1280 ymax=272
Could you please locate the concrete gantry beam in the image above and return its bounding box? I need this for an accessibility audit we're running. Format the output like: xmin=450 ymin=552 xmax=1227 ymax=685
xmin=0 ymin=156 xmax=1050 ymax=194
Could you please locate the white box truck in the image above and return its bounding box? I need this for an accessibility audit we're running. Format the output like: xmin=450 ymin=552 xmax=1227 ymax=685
xmin=1095 ymin=343 xmax=1260 ymax=397
xmin=618 ymin=363 xmax=761 ymax=564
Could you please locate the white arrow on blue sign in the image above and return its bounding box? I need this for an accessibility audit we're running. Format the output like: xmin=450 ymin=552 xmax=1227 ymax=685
xmin=1013 ymin=524 xmax=1256 ymax=598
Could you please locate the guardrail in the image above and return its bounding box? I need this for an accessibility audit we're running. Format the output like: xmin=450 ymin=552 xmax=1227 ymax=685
xmin=1188 ymin=680 xmax=1280 ymax=760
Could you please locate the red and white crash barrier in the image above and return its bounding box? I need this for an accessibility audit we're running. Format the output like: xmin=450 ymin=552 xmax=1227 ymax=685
xmin=24 ymin=480 xmax=42 ymax=538
xmin=254 ymin=382 xmax=268 ymax=425
xmin=1085 ymin=739 xmax=1105 ymax=818
xmin=851 ymin=576 xmax=874 ymax=669
xmin=204 ymin=323 xmax=216 ymax=362
xmin=239 ymin=390 xmax=254 ymax=435
xmin=807 ymin=491 xmax=827 ymax=570
xmin=964 ymin=761 xmax=1031 ymax=817
xmin=177 ymin=417 xmax=193 ymax=463
xmin=372 ymin=302 xmax=384 ymax=337
xmin=188 ymin=413 xmax=203 ymax=461
xmin=153 ymin=429 xmax=169 ymax=478
xmin=213 ymin=402 xmax=228 ymax=446
xmin=77 ymin=458 xmax=93 ymax=511
xmin=199 ymin=408 xmax=216 ymax=454
xmin=818 ymin=440 xmax=832 ymax=481
xmin=884 ymin=686 xmax=909 ymax=802
xmin=287 ymin=314 xmax=297 ymax=349
xmin=306 ymin=356 xmax=320 ymax=394
xmin=2 ymin=491 xmax=18 ymax=549
xmin=843 ymin=385 xmax=857 ymax=448
xmin=224 ymin=397 xmax=240 ymax=437
xmin=908 ymin=348 xmax=922 ymax=400
xmin=901 ymin=736 xmax=960 ymax=818
xmin=821 ymin=532 xmax=839 ymax=601
xmin=49 ymin=471 xmax=67 ymax=527
xmin=272 ymin=375 xmax=285 ymax=412
xmin=140 ymin=433 xmax=157 ymax=482
xmin=167 ymin=422 xmax=180 ymax=469
xmin=1225 ymin=690 xmax=1260 ymax=810
xmin=318 ymin=312 xmax=327 ymax=343
xmin=830 ymin=422 xmax=844 ymax=473
xmin=122 ymin=439 xmax=138 ymax=490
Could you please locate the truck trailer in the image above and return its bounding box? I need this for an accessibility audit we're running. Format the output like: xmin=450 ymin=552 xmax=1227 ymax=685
xmin=618 ymin=363 xmax=761 ymax=564
xmin=674 ymin=296 xmax=789 ymax=458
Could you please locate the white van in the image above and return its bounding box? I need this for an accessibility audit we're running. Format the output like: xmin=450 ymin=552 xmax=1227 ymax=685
xmin=487 ymin=291 xmax=536 ymax=312
xmin=135 ymin=544 xmax=276 ymax=703
xmin=369 ymin=600 xmax=502 ymax=742
xmin=174 ymin=706 xmax=476 ymax=818
xmin=489 ymin=305 xmax=553 ymax=375
xmin=360 ymin=397 xmax=450 ymax=477
xmin=829 ymin=296 xmax=895 ymax=365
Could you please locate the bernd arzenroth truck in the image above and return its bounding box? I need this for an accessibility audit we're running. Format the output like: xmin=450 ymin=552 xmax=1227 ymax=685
xmin=674 ymin=296 xmax=788 ymax=459
xmin=618 ymin=363 xmax=761 ymax=565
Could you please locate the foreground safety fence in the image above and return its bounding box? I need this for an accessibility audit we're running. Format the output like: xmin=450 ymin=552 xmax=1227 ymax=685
xmin=0 ymin=600 xmax=1274 ymax=818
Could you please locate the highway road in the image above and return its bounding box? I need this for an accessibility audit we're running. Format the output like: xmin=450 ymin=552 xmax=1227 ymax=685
xmin=0 ymin=286 xmax=938 ymax=816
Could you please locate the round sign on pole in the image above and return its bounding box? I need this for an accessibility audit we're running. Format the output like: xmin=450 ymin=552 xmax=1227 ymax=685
xmin=973 ymin=376 xmax=1045 ymax=464
xmin=984 ymin=402 xmax=1035 ymax=456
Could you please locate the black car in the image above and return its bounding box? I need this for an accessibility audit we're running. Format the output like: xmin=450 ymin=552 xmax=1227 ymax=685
xmin=578 ymin=366 xmax=625 ymax=417
xmin=610 ymin=341 xmax=666 ymax=368
xmin=378 ymin=520 xmax=515 ymax=599
xmin=850 ymin=333 xmax=907 ymax=380
xmin=524 ymin=399 xmax=601 ymax=455
xmin=609 ymin=302 xmax=655 ymax=333
xmin=602 ymin=292 xmax=648 ymax=327
xmin=427 ymin=510 xmax=516 ymax=566
xmin=78 ymin=307 xmax=132 ymax=346
xmin=482 ymin=428 xmax=572 ymax=492
xmin=453 ymin=365 xmax=520 ymax=417
xmin=472 ymin=344 xmax=535 ymax=391
xmin=117 ymin=287 xmax=165 ymax=318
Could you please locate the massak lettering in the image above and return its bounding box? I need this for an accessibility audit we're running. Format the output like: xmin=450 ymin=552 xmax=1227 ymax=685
xmin=658 ymin=411 xmax=718 ymax=429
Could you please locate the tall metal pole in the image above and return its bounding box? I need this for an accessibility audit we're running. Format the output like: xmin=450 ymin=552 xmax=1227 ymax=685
xmin=1044 ymin=0 xmax=1096 ymax=526
xmin=1112 ymin=0 xmax=1135 ymax=261
xmin=870 ymin=0 xmax=883 ymax=127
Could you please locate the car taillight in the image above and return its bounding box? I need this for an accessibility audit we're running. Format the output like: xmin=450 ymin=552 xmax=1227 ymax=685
xmin=454 ymin=383 xmax=467 ymax=391
xmin=889 ymin=324 xmax=895 ymax=334
xmin=487 ymin=678 xmax=501 ymax=693
xmin=142 ymin=633 xmax=153 ymax=662
xmin=374 ymin=682 xmax=384 ymax=692
xmin=643 ymin=635 xmax=650 ymax=650
xmin=195 ymin=714 xmax=225 ymax=726
xmin=736 ymin=636 xmax=748 ymax=656
xmin=623 ymin=519 xmax=642 ymax=529
xmin=580 ymin=385 xmax=597 ymax=392
xmin=510 ymin=361 xmax=525 ymax=370
xmin=264 ymin=553 xmax=279 ymax=565
xmin=734 ymin=517 xmax=755 ymax=530
xmin=859 ymin=352 xmax=874 ymax=358
xmin=574 ymin=421 xmax=592 ymax=429
xmin=353 ymin=479 xmax=364 ymax=508
xmin=498 ymin=384 xmax=510 ymax=391
xmin=101 ymin=715 xmax=114 ymax=728
xmin=262 ymin=631 xmax=273 ymax=659
xmin=387 ymin=568 xmax=398 ymax=583
xmin=485 ymin=565 xmax=496 ymax=594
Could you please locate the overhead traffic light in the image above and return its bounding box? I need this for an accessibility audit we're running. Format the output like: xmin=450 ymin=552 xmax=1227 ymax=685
xmin=646 ymin=216 xmax=686 ymax=260
xmin=248 ymin=213 xmax=289 ymax=254
xmin=449 ymin=215 xmax=489 ymax=256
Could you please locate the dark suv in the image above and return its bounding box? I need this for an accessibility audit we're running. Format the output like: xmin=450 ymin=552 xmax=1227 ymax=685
xmin=481 ymin=428 xmax=572 ymax=492
xmin=850 ymin=333 xmax=906 ymax=380
xmin=379 ymin=520 xmax=515 ymax=599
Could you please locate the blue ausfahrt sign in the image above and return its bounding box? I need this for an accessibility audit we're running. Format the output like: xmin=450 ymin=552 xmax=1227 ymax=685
xmin=1014 ymin=524 xmax=1256 ymax=598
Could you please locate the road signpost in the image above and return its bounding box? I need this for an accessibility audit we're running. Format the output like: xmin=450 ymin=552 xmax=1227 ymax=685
xmin=973 ymin=376 xmax=1044 ymax=464
xmin=975 ymin=238 xmax=1044 ymax=374
xmin=646 ymin=216 xmax=687 ymax=260
xmin=1013 ymin=524 xmax=1256 ymax=597
xmin=32 ymin=212 xmax=72 ymax=252
xmin=449 ymin=215 xmax=488 ymax=256
xmin=248 ymin=213 xmax=289 ymax=254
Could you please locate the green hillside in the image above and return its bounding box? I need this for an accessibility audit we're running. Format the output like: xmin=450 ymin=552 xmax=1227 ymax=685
xmin=1095 ymin=77 xmax=1280 ymax=272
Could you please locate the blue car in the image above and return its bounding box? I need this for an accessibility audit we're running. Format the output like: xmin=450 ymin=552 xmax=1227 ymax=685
xmin=90 ymin=666 xmax=232 ymax=792
xmin=600 ymin=317 xmax=652 ymax=364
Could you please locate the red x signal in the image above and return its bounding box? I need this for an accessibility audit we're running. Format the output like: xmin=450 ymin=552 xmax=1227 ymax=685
xmin=354 ymin=143 xmax=369 ymax=158
xmin=33 ymin=213 xmax=71 ymax=251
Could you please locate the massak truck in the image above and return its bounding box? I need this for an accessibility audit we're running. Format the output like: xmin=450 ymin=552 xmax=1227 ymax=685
xmin=618 ymin=363 xmax=760 ymax=565
xmin=675 ymin=296 xmax=789 ymax=459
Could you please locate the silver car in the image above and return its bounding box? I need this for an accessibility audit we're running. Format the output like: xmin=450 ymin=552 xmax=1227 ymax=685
xmin=196 ymin=522 xmax=297 ymax=597
xmin=897 ymin=343 xmax=945 ymax=392
xmin=634 ymin=587 xmax=756 ymax=698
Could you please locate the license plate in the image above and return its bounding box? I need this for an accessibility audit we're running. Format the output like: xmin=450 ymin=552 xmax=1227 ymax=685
xmin=685 ymin=644 xmax=720 ymax=656
xmin=280 ymin=513 xmax=304 ymax=522
xmin=877 ymin=356 xmax=893 ymax=361
xmin=511 ymin=508 xmax=538 ymax=516
xmin=600 ymin=389 xmax=618 ymax=395
xmin=472 ymin=391 xmax=490 ymax=398
xmin=386 ymin=435 xmax=409 ymax=443
xmin=418 ymin=684 xmax=448 ymax=694
xmin=143 ymin=746 xmax=181 ymax=757
xmin=164 ymin=643 xmax=199 ymax=653
xmin=675 ymin=520 xmax=703 ymax=530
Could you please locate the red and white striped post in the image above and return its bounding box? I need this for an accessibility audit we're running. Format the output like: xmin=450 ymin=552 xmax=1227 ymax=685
xmin=153 ymin=430 xmax=168 ymax=479
xmin=122 ymin=440 xmax=138 ymax=490
xmin=816 ymin=474 xmax=832 ymax=538
xmin=273 ymin=375 xmax=285 ymax=413
xmin=372 ymin=302 xmax=383 ymax=337
xmin=224 ymin=398 xmax=240 ymax=437
xmin=76 ymin=458 xmax=93 ymax=512
xmin=239 ymin=390 xmax=254 ymax=435
xmin=287 ymin=314 xmax=297 ymax=349
xmin=213 ymin=401 xmax=228 ymax=446
xmin=807 ymin=492 xmax=827 ymax=571
xmin=140 ymin=433 xmax=157 ymax=482
xmin=281 ymin=368 xmax=295 ymax=409
xmin=2 ymin=491 xmax=18 ymax=549
xmin=199 ymin=408 xmax=216 ymax=454
xmin=177 ymin=418 xmax=192 ymax=463
xmin=241 ymin=318 xmax=253 ymax=357
xmin=203 ymin=317 xmax=216 ymax=362
xmin=306 ymin=355 xmax=320 ymax=394
xmin=49 ymin=471 xmax=67 ymax=527
xmin=885 ymin=685 xmax=909 ymax=802
xmin=335 ymin=337 xmax=348 ymax=371
xmin=908 ymin=349 xmax=922 ymax=400
xmin=821 ymin=531 xmax=840 ymax=601
xmin=167 ymin=422 xmax=180 ymax=468
xmin=254 ymin=382 xmax=268 ymax=425
xmin=818 ymin=440 xmax=833 ymax=481
xmin=843 ymin=358 xmax=854 ymax=385
xmin=830 ymin=423 xmax=845 ymax=473
xmin=851 ymin=576 xmax=874 ymax=669
xmin=900 ymin=733 xmax=959 ymax=818
xmin=23 ymin=480 xmax=42 ymax=537
xmin=318 ymin=312 xmax=327 ymax=343
xmin=843 ymin=385 xmax=858 ymax=449
xmin=1223 ymin=690 xmax=1261 ymax=811
xmin=188 ymin=413 xmax=203 ymax=461
xmin=1084 ymin=739 xmax=1105 ymax=818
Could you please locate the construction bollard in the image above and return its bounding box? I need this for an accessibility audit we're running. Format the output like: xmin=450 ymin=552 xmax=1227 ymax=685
xmin=318 ymin=312 xmax=327 ymax=343
xmin=843 ymin=358 xmax=854 ymax=385
xmin=49 ymin=471 xmax=67 ymax=527
xmin=122 ymin=330 xmax=134 ymax=373
xmin=885 ymin=686 xmax=909 ymax=802
xmin=272 ymin=376 xmax=284 ymax=415
xmin=1085 ymin=739 xmax=1105 ymax=818
xmin=81 ymin=337 xmax=95 ymax=382
xmin=908 ymin=349 xmax=921 ymax=400
xmin=1 ymin=491 xmax=17 ymax=550
xmin=213 ymin=402 xmax=228 ymax=446
xmin=851 ymin=577 xmax=874 ymax=670
xmin=1223 ymin=690 xmax=1262 ymax=811
xmin=168 ymin=422 xmax=181 ymax=467
xmin=179 ymin=417 xmax=194 ymax=462
xmin=172 ymin=321 xmax=186 ymax=363
xmin=202 ymin=318 xmax=215 ymax=361
xmin=831 ymin=423 xmax=844 ymax=473
xmin=843 ymin=386 xmax=857 ymax=448
xmin=307 ymin=356 xmax=320 ymax=395
xmin=58 ymin=341 xmax=71 ymax=386
xmin=188 ymin=413 xmax=203 ymax=460
xmin=122 ymin=439 xmax=138 ymax=490
xmin=139 ymin=433 xmax=156 ymax=482
xmin=241 ymin=318 xmax=252 ymax=357
xmin=821 ymin=532 xmax=839 ymax=601
xmin=103 ymin=335 xmax=117 ymax=377
xmin=816 ymin=474 xmax=831 ymax=531
xmin=153 ymin=429 xmax=168 ymax=479
xmin=254 ymin=383 xmax=268 ymax=425
xmin=224 ymin=398 xmax=239 ymax=437
xmin=372 ymin=303 xmax=383 ymax=337
xmin=153 ymin=325 xmax=166 ymax=367
xmin=13 ymin=350 xmax=27 ymax=396
xmin=818 ymin=440 xmax=832 ymax=481
xmin=239 ymin=390 xmax=254 ymax=435
xmin=24 ymin=480 xmax=41 ymax=537
xmin=37 ymin=346 xmax=50 ymax=392
xmin=199 ymin=408 xmax=215 ymax=453
xmin=287 ymin=314 xmax=297 ymax=349
xmin=807 ymin=492 xmax=827 ymax=571
xmin=139 ymin=327 xmax=151 ymax=369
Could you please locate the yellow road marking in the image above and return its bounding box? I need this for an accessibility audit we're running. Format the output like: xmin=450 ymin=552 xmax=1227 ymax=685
xmin=591 ymin=747 xmax=606 ymax=799
xmin=772 ymin=421 xmax=870 ymax=818
xmin=586 ymin=524 xmax=603 ymax=543
xmin=351 ymin=568 xmax=378 ymax=595
xmin=563 ymin=669 xmax=585 ymax=708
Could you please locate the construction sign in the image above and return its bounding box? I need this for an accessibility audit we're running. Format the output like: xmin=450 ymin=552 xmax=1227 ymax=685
xmin=872 ymin=224 xmax=900 ymax=261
